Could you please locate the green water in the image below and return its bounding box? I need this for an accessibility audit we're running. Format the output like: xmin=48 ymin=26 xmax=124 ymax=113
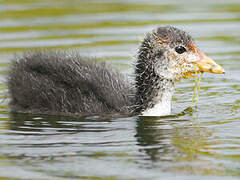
xmin=0 ymin=0 xmax=240 ymax=179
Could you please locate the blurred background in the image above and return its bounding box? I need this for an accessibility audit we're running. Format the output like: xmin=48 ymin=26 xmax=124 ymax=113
xmin=0 ymin=0 xmax=240 ymax=179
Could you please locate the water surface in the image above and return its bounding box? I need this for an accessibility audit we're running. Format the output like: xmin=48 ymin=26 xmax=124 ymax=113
xmin=0 ymin=0 xmax=240 ymax=179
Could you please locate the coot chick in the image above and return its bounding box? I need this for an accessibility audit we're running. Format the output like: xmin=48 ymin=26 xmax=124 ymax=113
xmin=8 ymin=26 xmax=224 ymax=116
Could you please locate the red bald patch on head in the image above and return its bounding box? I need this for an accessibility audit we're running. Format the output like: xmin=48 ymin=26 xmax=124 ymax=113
xmin=188 ymin=44 xmax=196 ymax=52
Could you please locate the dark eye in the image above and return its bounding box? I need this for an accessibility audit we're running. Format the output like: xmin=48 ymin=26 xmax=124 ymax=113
xmin=175 ymin=46 xmax=186 ymax=54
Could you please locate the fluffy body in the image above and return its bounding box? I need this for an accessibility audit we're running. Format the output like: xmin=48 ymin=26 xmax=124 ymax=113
xmin=8 ymin=51 xmax=134 ymax=115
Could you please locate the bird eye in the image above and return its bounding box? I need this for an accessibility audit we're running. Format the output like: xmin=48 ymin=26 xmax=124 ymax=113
xmin=175 ymin=46 xmax=186 ymax=54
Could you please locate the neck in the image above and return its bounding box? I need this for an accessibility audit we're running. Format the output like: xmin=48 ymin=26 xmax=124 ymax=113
xmin=134 ymin=33 xmax=175 ymax=116
xmin=134 ymin=75 xmax=175 ymax=116
xmin=141 ymin=83 xmax=174 ymax=116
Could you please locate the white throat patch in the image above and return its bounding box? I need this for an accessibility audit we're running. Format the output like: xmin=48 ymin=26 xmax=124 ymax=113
xmin=141 ymin=92 xmax=172 ymax=117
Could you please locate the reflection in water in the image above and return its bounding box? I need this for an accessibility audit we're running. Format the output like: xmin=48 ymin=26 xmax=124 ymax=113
xmin=136 ymin=117 xmax=178 ymax=162
xmin=135 ymin=107 xmax=194 ymax=162
xmin=1 ymin=107 xmax=239 ymax=178
xmin=9 ymin=112 xmax=113 ymax=135
xmin=135 ymin=115 xmax=225 ymax=175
